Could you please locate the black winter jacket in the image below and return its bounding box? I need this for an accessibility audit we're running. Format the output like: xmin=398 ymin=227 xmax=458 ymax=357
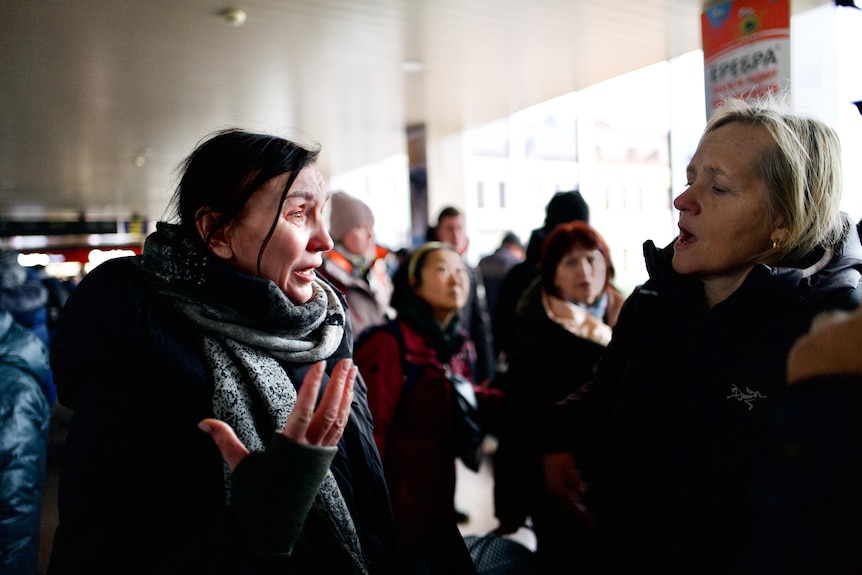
xmin=738 ymin=374 xmax=862 ymax=574
xmin=494 ymin=280 xmax=607 ymax=527
xmin=48 ymin=257 xmax=396 ymax=575
xmin=547 ymin=228 xmax=862 ymax=574
xmin=0 ymin=310 xmax=50 ymax=575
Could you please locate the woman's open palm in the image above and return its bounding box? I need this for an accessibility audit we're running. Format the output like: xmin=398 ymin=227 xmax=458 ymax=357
xmin=199 ymin=358 xmax=357 ymax=471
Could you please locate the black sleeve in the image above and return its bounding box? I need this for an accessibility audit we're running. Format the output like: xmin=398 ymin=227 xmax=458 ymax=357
xmin=537 ymin=288 xmax=643 ymax=457
xmin=49 ymin=261 xmax=264 ymax=575
xmin=466 ymin=266 xmax=496 ymax=383
xmin=738 ymin=375 xmax=862 ymax=574
xmin=229 ymin=435 xmax=336 ymax=558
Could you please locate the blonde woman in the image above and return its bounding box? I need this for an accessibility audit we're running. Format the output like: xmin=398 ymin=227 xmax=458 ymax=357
xmin=542 ymin=97 xmax=862 ymax=573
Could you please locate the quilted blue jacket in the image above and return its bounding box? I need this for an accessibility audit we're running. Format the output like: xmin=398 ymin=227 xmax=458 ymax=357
xmin=0 ymin=310 xmax=51 ymax=575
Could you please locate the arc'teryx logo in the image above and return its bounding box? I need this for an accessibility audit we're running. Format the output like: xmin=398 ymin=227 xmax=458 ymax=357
xmin=726 ymin=385 xmax=767 ymax=411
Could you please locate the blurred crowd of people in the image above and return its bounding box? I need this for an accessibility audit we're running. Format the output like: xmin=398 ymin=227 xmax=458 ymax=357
xmin=6 ymin=96 xmax=862 ymax=575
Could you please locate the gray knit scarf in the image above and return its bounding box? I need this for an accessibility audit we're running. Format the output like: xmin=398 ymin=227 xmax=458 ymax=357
xmin=140 ymin=222 xmax=367 ymax=573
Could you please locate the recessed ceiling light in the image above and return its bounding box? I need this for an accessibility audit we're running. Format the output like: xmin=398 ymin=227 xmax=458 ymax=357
xmin=400 ymin=59 xmax=424 ymax=73
xmin=221 ymin=7 xmax=247 ymax=27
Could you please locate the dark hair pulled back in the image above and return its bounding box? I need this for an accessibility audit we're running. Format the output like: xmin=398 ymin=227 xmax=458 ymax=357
xmin=169 ymin=129 xmax=320 ymax=274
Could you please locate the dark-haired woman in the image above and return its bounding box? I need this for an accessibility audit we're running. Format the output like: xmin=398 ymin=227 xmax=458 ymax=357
xmin=48 ymin=129 xmax=397 ymax=574
xmin=492 ymin=221 xmax=623 ymax=574
xmin=354 ymin=242 xmax=479 ymax=575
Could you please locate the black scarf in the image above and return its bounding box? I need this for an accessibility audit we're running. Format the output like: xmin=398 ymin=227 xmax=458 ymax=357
xmin=395 ymin=290 xmax=465 ymax=364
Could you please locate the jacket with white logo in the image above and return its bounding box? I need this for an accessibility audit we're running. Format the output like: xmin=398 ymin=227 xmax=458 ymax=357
xmin=546 ymin=222 xmax=862 ymax=574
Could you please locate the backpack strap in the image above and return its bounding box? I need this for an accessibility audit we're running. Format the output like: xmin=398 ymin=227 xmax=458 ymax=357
xmin=357 ymin=320 xmax=423 ymax=394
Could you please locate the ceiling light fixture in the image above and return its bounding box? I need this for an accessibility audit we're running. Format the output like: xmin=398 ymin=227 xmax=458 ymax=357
xmin=220 ymin=7 xmax=247 ymax=27
xmin=400 ymin=59 xmax=424 ymax=73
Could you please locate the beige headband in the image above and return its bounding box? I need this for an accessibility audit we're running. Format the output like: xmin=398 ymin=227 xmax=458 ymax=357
xmin=406 ymin=241 xmax=448 ymax=286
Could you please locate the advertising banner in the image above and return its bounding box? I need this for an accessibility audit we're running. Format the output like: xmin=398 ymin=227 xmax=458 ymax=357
xmin=701 ymin=0 xmax=790 ymax=116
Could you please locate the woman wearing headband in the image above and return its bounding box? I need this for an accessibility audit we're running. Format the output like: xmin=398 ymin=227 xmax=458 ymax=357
xmin=354 ymin=242 xmax=481 ymax=575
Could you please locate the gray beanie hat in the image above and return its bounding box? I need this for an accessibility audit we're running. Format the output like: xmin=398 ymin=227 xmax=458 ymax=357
xmin=329 ymin=192 xmax=375 ymax=241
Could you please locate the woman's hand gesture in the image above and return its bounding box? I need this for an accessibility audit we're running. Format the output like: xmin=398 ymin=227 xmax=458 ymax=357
xmin=199 ymin=358 xmax=357 ymax=471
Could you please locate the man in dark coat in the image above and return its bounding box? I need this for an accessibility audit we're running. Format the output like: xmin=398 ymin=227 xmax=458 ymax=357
xmin=477 ymin=231 xmax=524 ymax=344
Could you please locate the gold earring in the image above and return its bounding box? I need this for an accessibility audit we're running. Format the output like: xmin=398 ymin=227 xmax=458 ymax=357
xmin=772 ymin=238 xmax=781 ymax=250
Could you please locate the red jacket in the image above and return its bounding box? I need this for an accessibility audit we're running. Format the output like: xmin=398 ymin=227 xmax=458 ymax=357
xmin=354 ymin=318 xmax=474 ymax=546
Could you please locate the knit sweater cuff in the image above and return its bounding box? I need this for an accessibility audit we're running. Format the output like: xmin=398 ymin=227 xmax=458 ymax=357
xmin=229 ymin=433 xmax=337 ymax=557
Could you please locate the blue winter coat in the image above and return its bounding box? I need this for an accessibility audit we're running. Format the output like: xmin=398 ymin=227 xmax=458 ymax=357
xmin=0 ymin=310 xmax=51 ymax=575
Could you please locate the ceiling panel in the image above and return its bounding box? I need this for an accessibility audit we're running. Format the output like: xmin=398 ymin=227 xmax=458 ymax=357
xmin=0 ymin=0 xmax=828 ymax=222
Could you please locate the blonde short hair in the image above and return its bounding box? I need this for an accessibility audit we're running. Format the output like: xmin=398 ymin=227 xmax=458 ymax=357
xmin=705 ymin=97 xmax=846 ymax=265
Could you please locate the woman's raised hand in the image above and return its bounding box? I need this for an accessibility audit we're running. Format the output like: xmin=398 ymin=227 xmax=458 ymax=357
xmin=199 ymin=358 xmax=357 ymax=472
xmin=283 ymin=359 xmax=357 ymax=446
